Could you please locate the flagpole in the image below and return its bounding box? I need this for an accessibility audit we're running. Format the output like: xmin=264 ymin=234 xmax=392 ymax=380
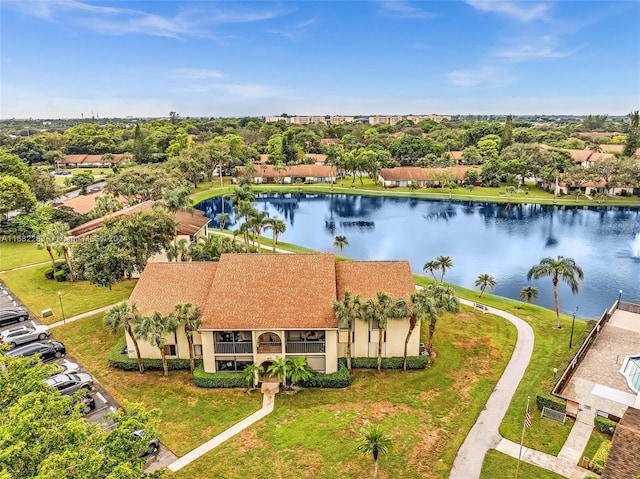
xmin=515 ymin=396 xmax=530 ymax=479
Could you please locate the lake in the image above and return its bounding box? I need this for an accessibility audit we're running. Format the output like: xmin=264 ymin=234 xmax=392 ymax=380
xmin=196 ymin=194 xmax=640 ymax=319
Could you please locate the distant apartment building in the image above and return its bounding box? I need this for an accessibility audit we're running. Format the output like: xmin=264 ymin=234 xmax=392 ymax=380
xmin=329 ymin=115 xmax=355 ymax=124
xmin=368 ymin=115 xmax=404 ymax=126
xmin=264 ymin=115 xmax=327 ymax=125
xmin=405 ymin=114 xmax=452 ymax=124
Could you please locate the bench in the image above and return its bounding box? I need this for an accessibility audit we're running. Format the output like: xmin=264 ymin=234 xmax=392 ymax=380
xmin=541 ymin=406 xmax=566 ymax=424
xmin=474 ymin=303 xmax=489 ymax=313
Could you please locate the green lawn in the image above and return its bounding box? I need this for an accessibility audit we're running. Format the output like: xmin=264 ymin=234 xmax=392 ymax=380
xmin=0 ymin=263 xmax=137 ymax=322
xmin=0 ymin=242 xmax=62 ymax=271
xmin=481 ymin=450 xmax=566 ymax=479
xmin=581 ymin=430 xmax=611 ymax=466
xmin=52 ymin=313 xmax=262 ymax=456
xmin=414 ymin=275 xmax=589 ymax=455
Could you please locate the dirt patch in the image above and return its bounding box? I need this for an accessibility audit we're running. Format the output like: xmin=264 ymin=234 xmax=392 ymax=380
xmin=409 ymin=427 xmax=448 ymax=474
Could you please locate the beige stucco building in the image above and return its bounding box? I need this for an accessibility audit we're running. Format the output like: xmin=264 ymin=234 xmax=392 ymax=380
xmin=125 ymin=254 xmax=420 ymax=375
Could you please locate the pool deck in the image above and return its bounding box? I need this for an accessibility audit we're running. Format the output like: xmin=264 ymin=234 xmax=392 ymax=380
xmin=561 ymin=308 xmax=640 ymax=417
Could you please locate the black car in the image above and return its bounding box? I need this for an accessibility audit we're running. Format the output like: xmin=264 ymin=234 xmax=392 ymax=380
xmin=133 ymin=430 xmax=160 ymax=457
xmin=0 ymin=308 xmax=29 ymax=327
xmin=5 ymin=340 xmax=66 ymax=362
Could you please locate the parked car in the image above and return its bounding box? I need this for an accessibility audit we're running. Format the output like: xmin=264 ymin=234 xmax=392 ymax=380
xmin=44 ymin=372 xmax=94 ymax=396
xmin=79 ymin=394 xmax=96 ymax=414
xmin=57 ymin=359 xmax=80 ymax=375
xmin=0 ymin=308 xmax=29 ymax=327
xmin=5 ymin=340 xmax=66 ymax=362
xmin=0 ymin=324 xmax=50 ymax=347
xmin=133 ymin=430 xmax=160 ymax=457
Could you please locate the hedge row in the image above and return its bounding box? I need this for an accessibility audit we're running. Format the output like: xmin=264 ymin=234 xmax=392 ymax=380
xmin=535 ymin=392 xmax=566 ymax=413
xmin=301 ymin=358 xmax=350 ymax=388
xmin=589 ymin=440 xmax=611 ymax=475
xmin=350 ymin=356 xmax=429 ymax=370
xmin=594 ymin=416 xmax=618 ymax=436
xmin=193 ymin=365 xmax=245 ymax=388
xmin=108 ymin=340 xmax=195 ymax=371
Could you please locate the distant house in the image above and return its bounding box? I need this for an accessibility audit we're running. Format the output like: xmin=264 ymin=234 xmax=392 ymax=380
xmin=69 ymin=201 xmax=210 ymax=243
xmin=125 ymin=254 xmax=419 ymax=374
xmin=55 ymin=191 xmax=104 ymax=215
xmin=239 ymin=164 xmax=335 ymax=184
xmin=56 ymin=154 xmax=129 ymax=168
xmin=378 ymin=166 xmax=473 ymax=188
xmin=320 ymin=138 xmax=341 ymax=146
xmin=449 ymin=151 xmax=464 ymax=165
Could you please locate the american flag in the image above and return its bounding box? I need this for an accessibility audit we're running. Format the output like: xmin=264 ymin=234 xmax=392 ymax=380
xmin=525 ymin=403 xmax=532 ymax=428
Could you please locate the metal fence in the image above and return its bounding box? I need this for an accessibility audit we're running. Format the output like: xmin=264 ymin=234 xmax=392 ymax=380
xmin=214 ymin=342 xmax=253 ymax=354
xmin=285 ymin=341 xmax=326 ymax=354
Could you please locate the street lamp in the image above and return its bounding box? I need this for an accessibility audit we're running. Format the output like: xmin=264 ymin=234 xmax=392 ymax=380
xmin=58 ymin=291 xmax=66 ymax=324
xmin=569 ymin=306 xmax=579 ymax=349
xmin=618 ymin=290 xmax=623 ymax=303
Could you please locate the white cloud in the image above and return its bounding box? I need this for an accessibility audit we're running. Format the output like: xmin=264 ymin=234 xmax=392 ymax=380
xmin=2 ymin=0 xmax=290 ymax=38
xmin=166 ymin=68 xmax=224 ymax=80
xmin=378 ymin=1 xmax=434 ymax=19
xmin=447 ymin=66 xmax=514 ymax=88
xmin=464 ymin=0 xmax=550 ymax=22
xmin=493 ymin=36 xmax=580 ymax=61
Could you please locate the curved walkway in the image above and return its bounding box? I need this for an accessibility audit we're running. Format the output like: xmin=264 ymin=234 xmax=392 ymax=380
xmin=449 ymin=299 xmax=535 ymax=479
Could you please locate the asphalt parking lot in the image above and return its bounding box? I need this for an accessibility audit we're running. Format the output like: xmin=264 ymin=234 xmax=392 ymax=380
xmin=0 ymin=278 xmax=176 ymax=469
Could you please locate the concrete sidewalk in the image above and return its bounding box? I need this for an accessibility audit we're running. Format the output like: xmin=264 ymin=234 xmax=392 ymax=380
xmin=49 ymin=303 xmax=120 ymax=328
xmin=167 ymin=384 xmax=279 ymax=472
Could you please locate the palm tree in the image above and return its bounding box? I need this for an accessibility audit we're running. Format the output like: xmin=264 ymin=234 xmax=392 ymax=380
xmin=36 ymin=221 xmax=66 ymax=273
xmin=332 ymin=291 xmax=362 ymax=370
xmin=435 ymin=255 xmax=453 ymax=282
xmin=287 ymin=357 xmax=314 ymax=386
xmin=134 ymin=312 xmax=180 ymax=377
xmin=474 ymin=273 xmax=496 ymax=298
xmin=215 ymin=212 xmax=230 ymax=230
xmin=264 ymin=217 xmax=286 ymax=253
xmin=527 ymin=256 xmax=584 ymax=328
xmin=423 ymin=260 xmax=439 ymax=281
xmin=173 ymin=303 xmax=203 ymax=374
xmin=234 ymin=200 xmax=256 ymax=249
xmin=357 ymin=424 xmax=392 ymax=479
xmin=104 ymin=302 xmax=144 ymax=373
xmin=519 ymin=286 xmax=539 ymax=308
xmin=267 ymin=356 xmax=289 ymax=389
xmin=334 ymin=235 xmax=349 ymax=252
xmin=248 ymin=210 xmax=269 ymax=247
xmin=243 ymin=363 xmax=264 ymax=390
xmin=423 ymin=284 xmax=459 ymax=356
xmin=363 ymin=292 xmax=407 ymax=372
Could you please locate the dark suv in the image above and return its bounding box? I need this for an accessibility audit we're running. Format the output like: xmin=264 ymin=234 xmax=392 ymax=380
xmin=5 ymin=340 xmax=66 ymax=362
xmin=0 ymin=308 xmax=29 ymax=327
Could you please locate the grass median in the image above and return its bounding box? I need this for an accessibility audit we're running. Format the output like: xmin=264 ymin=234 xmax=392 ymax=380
xmin=481 ymin=450 xmax=566 ymax=479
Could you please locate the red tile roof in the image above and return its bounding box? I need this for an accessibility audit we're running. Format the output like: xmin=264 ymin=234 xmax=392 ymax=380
xmin=60 ymin=154 xmax=128 ymax=165
xmin=57 ymin=191 xmax=103 ymax=215
xmin=246 ymin=164 xmax=335 ymax=178
xmin=128 ymin=262 xmax=218 ymax=316
xmin=126 ymin=254 xmax=417 ymax=331
xmin=379 ymin=166 xmax=473 ymax=182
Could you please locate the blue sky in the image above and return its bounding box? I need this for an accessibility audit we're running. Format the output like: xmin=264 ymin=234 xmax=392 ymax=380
xmin=1 ymin=0 xmax=639 ymax=118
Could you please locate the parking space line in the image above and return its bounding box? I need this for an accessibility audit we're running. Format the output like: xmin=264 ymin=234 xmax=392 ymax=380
xmin=96 ymin=392 xmax=106 ymax=404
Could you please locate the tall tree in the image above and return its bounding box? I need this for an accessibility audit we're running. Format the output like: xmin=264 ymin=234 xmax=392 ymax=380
xmin=474 ymin=273 xmax=496 ymax=298
xmin=435 ymin=255 xmax=453 ymax=282
xmin=357 ymin=424 xmax=392 ymax=479
xmin=519 ymin=286 xmax=539 ymax=307
xmin=264 ymin=217 xmax=287 ymax=252
xmin=527 ymin=256 xmax=584 ymax=328
xmin=173 ymin=303 xmax=203 ymax=374
xmin=501 ymin=114 xmax=513 ymax=150
xmin=423 ymin=260 xmax=439 ymax=281
xmin=363 ymin=292 xmax=407 ymax=372
xmin=36 ymin=221 xmax=67 ymax=273
xmin=134 ymin=312 xmax=180 ymax=377
xmin=104 ymin=302 xmax=145 ymax=373
xmin=623 ymin=110 xmax=639 ymax=157
xmin=332 ymin=291 xmax=362 ymax=370
xmin=334 ymin=235 xmax=349 ymax=252
xmin=0 ymin=176 xmax=36 ymax=217
xmin=215 ymin=212 xmax=230 ymax=230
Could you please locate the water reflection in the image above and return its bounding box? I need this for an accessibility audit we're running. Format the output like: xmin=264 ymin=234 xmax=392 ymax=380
xmin=196 ymin=194 xmax=640 ymax=318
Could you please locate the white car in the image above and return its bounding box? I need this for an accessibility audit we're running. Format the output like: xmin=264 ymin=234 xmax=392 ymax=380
xmin=57 ymin=359 xmax=80 ymax=375
xmin=0 ymin=324 xmax=50 ymax=348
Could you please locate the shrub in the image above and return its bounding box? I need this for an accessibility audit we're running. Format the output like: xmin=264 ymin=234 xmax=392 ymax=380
xmin=45 ymin=263 xmax=69 ymax=281
xmin=193 ymin=365 xmax=245 ymax=388
xmin=594 ymin=416 xmax=618 ymax=436
xmin=301 ymin=358 xmax=350 ymax=388
xmin=535 ymin=392 xmax=566 ymax=412
xmin=588 ymin=440 xmax=611 ymax=475
xmin=350 ymin=356 xmax=429 ymax=370
xmin=107 ymin=340 xmax=193 ymax=371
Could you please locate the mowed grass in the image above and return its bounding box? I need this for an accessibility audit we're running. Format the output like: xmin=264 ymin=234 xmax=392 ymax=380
xmin=167 ymin=306 xmax=515 ymax=479
xmin=581 ymin=430 xmax=611 ymax=465
xmin=481 ymin=450 xmax=566 ymax=479
xmin=414 ymin=275 xmax=589 ymax=455
xmin=0 ymin=242 xmax=62 ymax=271
xmin=0 ymin=263 xmax=136 ymax=322
xmin=52 ymin=313 xmax=263 ymax=456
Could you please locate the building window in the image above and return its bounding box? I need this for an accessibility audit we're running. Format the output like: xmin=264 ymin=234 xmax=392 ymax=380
xmin=216 ymin=359 xmax=253 ymax=372
xmin=193 ymin=344 xmax=203 ymax=357
xmin=164 ymin=344 xmax=177 ymax=356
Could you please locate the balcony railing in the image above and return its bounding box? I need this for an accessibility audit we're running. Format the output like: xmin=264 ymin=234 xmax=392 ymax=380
xmin=257 ymin=342 xmax=282 ymax=354
xmin=214 ymin=342 xmax=253 ymax=354
xmin=286 ymin=341 xmax=325 ymax=354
